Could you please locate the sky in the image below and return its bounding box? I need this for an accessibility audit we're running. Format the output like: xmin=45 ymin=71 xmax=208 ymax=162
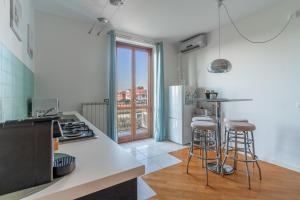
xmin=117 ymin=47 xmax=148 ymax=92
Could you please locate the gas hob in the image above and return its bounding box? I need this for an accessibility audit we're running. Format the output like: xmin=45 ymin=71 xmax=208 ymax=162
xmin=58 ymin=122 xmax=96 ymax=143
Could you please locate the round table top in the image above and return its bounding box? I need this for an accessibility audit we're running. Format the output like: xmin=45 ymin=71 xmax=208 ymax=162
xmin=196 ymin=98 xmax=253 ymax=102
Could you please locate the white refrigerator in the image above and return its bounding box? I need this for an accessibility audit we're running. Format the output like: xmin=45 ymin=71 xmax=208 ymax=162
xmin=168 ymin=85 xmax=195 ymax=145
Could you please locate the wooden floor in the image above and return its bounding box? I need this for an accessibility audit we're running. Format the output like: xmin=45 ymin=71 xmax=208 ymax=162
xmin=142 ymin=148 xmax=300 ymax=200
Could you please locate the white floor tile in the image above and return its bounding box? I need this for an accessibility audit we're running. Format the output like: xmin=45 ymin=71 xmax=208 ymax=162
xmin=133 ymin=151 xmax=147 ymax=161
xmin=137 ymin=178 xmax=156 ymax=200
xmin=120 ymin=138 xmax=184 ymax=175
xmin=156 ymin=142 xmax=186 ymax=153
xmin=123 ymin=147 xmax=147 ymax=161
xmin=149 ymin=154 xmax=182 ymax=169
xmin=139 ymin=159 xmax=162 ymax=174
xmin=137 ymin=146 xmax=165 ymax=158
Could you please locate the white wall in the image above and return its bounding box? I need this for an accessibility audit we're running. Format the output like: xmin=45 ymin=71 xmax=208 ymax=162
xmin=0 ymin=0 xmax=35 ymax=71
xmin=163 ymin=42 xmax=179 ymax=135
xmin=35 ymin=11 xmax=108 ymax=112
xmin=35 ymin=11 xmax=179 ymax=116
xmin=182 ymin=0 xmax=300 ymax=171
xmin=164 ymin=42 xmax=178 ymax=88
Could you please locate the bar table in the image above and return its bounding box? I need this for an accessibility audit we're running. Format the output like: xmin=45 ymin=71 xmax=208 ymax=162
xmin=196 ymin=98 xmax=253 ymax=175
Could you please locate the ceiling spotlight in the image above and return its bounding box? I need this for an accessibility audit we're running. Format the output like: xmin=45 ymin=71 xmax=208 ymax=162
xmin=88 ymin=22 xmax=97 ymax=34
xmin=97 ymin=17 xmax=109 ymax=24
xmin=109 ymin=0 xmax=124 ymax=6
xmin=88 ymin=17 xmax=109 ymax=35
xmin=96 ymin=17 xmax=109 ymax=36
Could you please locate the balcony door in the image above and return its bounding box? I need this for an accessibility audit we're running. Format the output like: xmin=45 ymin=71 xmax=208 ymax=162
xmin=116 ymin=42 xmax=153 ymax=143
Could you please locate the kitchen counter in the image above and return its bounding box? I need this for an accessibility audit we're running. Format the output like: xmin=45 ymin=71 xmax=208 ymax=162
xmin=2 ymin=111 xmax=145 ymax=200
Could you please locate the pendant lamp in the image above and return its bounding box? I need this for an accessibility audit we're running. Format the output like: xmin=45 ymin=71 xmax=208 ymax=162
xmin=208 ymin=0 xmax=232 ymax=73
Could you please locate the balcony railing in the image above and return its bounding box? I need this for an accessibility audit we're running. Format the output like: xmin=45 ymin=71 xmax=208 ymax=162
xmin=117 ymin=101 xmax=148 ymax=135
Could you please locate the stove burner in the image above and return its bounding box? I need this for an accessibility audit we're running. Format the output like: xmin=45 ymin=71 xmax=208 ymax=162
xmin=64 ymin=122 xmax=86 ymax=129
xmin=59 ymin=121 xmax=95 ymax=142
xmin=63 ymin=130 xmax=83 ymax=138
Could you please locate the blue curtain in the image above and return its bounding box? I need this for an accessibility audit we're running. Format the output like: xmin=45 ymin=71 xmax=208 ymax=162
xmin=154 ymin=42 xmax=166 ymax=142
xmin=107 ymin=31 xmax=117 ymax=142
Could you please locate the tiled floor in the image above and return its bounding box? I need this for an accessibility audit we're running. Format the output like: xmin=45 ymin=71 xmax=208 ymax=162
xmin=120 ymin=138 xmax=186 ymax=200
xmin=120 ymin=138 xmax=186 ymax=174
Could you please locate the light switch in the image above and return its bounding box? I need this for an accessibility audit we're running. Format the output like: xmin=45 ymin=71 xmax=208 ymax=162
xmin=296 ymin=102 xmax=300 ymax=109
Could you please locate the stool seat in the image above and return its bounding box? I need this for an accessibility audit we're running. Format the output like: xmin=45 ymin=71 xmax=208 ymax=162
xmin=226 ymin=122 xmax=256 ymax=132
xmin=191 ymin=121 xmax=216 ymax=131
xmin=192 ymin=116 xmax=216 ymax=122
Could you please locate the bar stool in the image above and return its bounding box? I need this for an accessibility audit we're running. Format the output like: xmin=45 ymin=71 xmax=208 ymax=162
xmin=222 ymin=121 xmax=262 ymax=189
xmin=191 ymin=116 xmax=216 ymax=168
xmin=223 ymin=119 xmax=248 ymax=150
xmin=187 ymin=121 xmax=218 ymax=186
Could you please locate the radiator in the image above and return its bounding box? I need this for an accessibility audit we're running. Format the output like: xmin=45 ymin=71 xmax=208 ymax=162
xmin=82 ymin=102 xmax=108 ymax=134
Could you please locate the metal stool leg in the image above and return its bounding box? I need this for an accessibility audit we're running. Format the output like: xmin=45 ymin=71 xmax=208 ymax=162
xmin=243 ymin=132 xmax=251 ymax=189
xmin=233 ymin=131 xmax=238 ymax=170
xmin=186 ymin=149 xmax=192 ymax=174
xmin=246 ymin=132 xmax=255 ymax=168
xmin=201 ymin=148 xmax=204 ymax=168
xmin=187 ymin=130 xmax=194 ymax=174
xmin=204 ymin=133 xmax=209 ymax=186
xmin=199 ymin=130 xmax=204 ymax=168
xmin=251 ymin=131 xmax=262 ymax=180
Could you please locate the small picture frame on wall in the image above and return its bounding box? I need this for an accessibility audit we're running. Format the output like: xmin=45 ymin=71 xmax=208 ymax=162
xmin=27 ymin=24 xmax=33 ymax=59
xmin=10 ymin=0 xmax=22 ymax=41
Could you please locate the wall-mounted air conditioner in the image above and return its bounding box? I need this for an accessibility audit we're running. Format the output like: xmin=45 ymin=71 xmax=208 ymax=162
xmin=179 ymin=34 xmax=207 ymax=53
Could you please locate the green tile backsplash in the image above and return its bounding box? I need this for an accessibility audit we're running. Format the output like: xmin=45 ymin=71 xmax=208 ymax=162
xmin=0 ymin=42 xmax=34 ymax=122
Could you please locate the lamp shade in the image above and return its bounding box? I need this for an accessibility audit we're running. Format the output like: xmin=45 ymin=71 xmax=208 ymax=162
xmin=208 ymin=58 xmax=232 ymax=73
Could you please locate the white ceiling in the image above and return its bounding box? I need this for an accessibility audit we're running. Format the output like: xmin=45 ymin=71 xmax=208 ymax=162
xmin=33 ymin=0 xmax=281 ymax=41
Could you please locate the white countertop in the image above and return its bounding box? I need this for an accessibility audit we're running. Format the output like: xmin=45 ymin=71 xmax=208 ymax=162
xmin=3 ymin=111 xmax=144 ymax=200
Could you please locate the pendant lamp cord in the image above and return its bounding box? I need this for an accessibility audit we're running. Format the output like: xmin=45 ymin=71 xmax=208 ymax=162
xmin=218 ymin=1 xmax=221 ymax=58
xmin=221 ymin=2 xmax=295 ymax=44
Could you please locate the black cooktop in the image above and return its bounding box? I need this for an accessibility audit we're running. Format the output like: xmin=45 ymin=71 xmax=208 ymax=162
xmin=59 ymin=122 xmax=96 ymax=143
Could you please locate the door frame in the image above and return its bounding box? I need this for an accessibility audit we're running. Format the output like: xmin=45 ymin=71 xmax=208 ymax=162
xmin=116 ymin=41 xmax=153 ymax=143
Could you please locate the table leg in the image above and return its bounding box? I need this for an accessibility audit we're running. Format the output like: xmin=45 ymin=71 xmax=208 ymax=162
xmin=207 ymin=102 xmax=234 ymax=175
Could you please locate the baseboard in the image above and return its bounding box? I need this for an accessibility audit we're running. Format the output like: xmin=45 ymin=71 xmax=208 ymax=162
xmin=259 ymin=156 xmax=300 ymax=173
xmin=234 ymin=151 xmax=300 ymax=173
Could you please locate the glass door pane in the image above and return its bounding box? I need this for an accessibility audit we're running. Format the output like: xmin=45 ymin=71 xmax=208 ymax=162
xmin=116 ymin=42 xmax=152 ymax=143
xmin=134 ymin=50 xmax=150 ymax=138
xmin=117 ymin=47 xmax=132 ymax=142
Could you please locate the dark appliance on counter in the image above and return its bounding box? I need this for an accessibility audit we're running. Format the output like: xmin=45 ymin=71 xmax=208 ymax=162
xmin=205 ymin=90 xmax=218 ymax=100
xmin=31 ymin=98 xmax=59 ymax=117
xmin=0 ymin=117 xmax=57 ymax=195
xmin=57 ymin=122 xmax=96 ymax=143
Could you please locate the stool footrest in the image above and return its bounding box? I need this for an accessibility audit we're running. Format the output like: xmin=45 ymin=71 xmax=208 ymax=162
xmin=226 ymin=156 xmax=259 ymax=163
xmin=189 ymin=154 xmax=219 ymax=161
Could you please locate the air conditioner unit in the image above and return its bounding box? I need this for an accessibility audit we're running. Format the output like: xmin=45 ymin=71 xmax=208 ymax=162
xmin=180 ymin=34 xmax=207 ymax=53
